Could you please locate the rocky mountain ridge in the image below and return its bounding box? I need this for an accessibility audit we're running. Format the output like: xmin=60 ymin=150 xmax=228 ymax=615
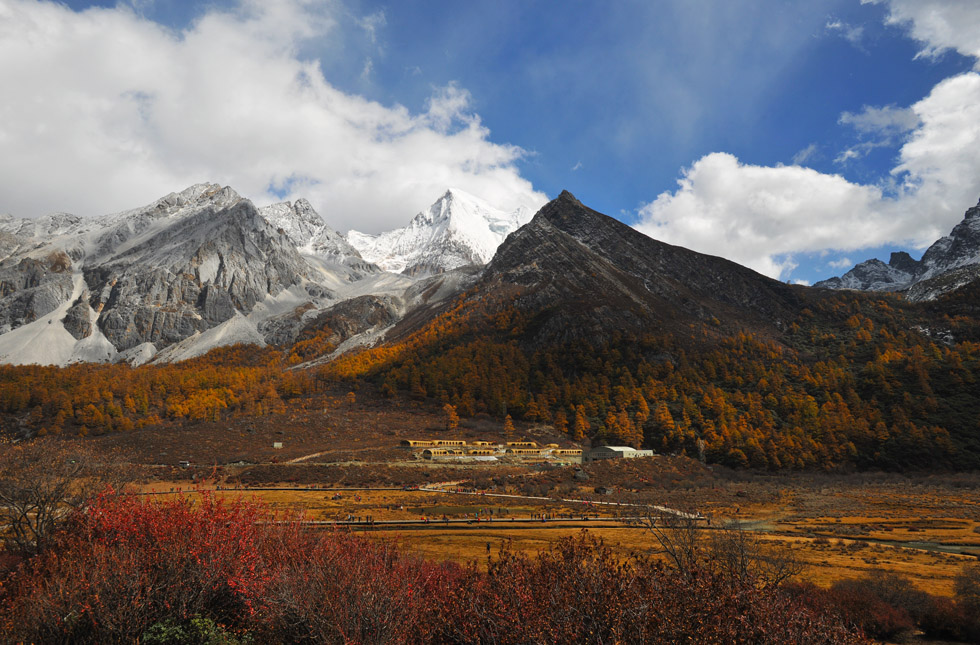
xmin=389 ymin=190 xmax=806 ymax=348
xmin=816 ymin=199 xmax=980 ymax=301
xmin=0 ymin=184 xmax=521 ymax=366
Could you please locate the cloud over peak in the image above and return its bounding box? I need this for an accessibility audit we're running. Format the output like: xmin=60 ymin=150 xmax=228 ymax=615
xmin=635 ymin=153 xmax=888 ymax=279
xmin=0 ymin=0 xmax=545 ymax=232
xmin=636 ymin=2 xmax=980 ymax=282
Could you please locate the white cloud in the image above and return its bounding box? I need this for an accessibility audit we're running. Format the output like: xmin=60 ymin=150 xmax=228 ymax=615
xmin=828 ymin=257 xmax=853 ymax=269
xmin=834 ymin=147 xmax=864 ymax=165
xmin=360 ymin=57 xmax=374 ymax=81
xmin=791 ymin=143 xmax=818 ymax=165
xmin=835 ymin=105 xmax=919 ymax=165
xmin=0 ymin=0 xmax=545 ymax=232
xmin=891 ymin=72 xmax=980 ymax=231
xmin=357 ymin=10 xmax=385 ymax=45
xmin=793 ymin=279 xmax=811 ymax=286
xmin=635 ymin=153 xmax=890 ymax=279
xmin=866 ymin=0 xmax=980 ymax=67
xmin=834 ymin=140 xmax=897 ymax=165
xmin=637 ymin=7 xmax=980 ymax=282
xmin=839 ymin=105 xmax=920 ymax=137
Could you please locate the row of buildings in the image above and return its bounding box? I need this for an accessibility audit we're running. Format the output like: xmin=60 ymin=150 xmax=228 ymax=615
xmin=402 ymin=439 xmax=654 ymax=463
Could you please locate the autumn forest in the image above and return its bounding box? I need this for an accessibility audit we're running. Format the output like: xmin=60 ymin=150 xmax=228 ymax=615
xmin=2 ymin=284 xmax=979 ymax=473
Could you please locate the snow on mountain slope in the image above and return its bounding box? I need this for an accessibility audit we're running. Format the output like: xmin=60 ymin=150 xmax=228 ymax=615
xmin=0 ymin=273 xmax=91 ymax=365
xmin=88 ymin=183 xmax=243 ymax=263
xmin=259 ymin=199 xmax=358 ymax=257
xmin=152 ymin=312 xmax=267 ymax=363
xmin=258 ymin=199 xmax=381 ymax=280
xmin=347 ymin=188 xmax=534 ymax=277
xmin=0 ymin=184 xmax=323 ymax=362
xmin=0 ymin=184 xmax=499 ymax=365
xmin=816 ymin=198 xmax=980 ymax=301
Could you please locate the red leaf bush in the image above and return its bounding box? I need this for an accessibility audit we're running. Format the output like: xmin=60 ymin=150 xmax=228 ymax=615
xmin=1 ymin=493 xmax=864 ymax=644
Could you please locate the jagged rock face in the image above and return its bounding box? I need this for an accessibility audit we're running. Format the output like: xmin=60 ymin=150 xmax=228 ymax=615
xmin=394 ymin=190 xmax=804 ymax=347
xmin=198 ymin=285 xmax=237 ymax=326
xmin=85 ymin=267 xmax=208 ymax=350
xmin=259 ymin=199 xmax=380 ymax=277
xmin=84 ymin=200 xmax=311 ymax=351
xmin=263 ymin=294 xmax=401 ymax=349
xmin=917 ymin=202 xmax=980 ymax=279
xmin=0 ymin=212 xmax=83 ymax=238
xmin=0 ymin=255 xmax=75 ymax=331
xmin=301 ymin=295 xmax=401 ymax=346
xmin=888 ymin=251 xmax=919 ymax=275
xmin=90 ymin=184 xmax=242 ymax=261
xmin=814 ymin=255 xmax=915 ymax=293
xmin=816 ymin=199 xmax=980 ymax=301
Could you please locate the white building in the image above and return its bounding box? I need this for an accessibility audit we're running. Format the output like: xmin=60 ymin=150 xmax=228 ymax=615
xmin=585 ymin=446 xmax=655 ymax=462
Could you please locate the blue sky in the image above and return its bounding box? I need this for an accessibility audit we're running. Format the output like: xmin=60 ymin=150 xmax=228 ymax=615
xmin=4 ymin=0 xmax=980 ymax=284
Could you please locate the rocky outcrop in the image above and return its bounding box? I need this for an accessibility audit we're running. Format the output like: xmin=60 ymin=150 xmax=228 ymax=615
xmin=816 ymin=198 xmax=980 ymax=301
xmin=0 ymin=256 xmax=75 ymax=331
xmin=62 ymin=296 xmax=93 ymax=340
xmin=302 ymin=295 xmax=401 ymax=344
xmin=814 ymin=253 xmax=916 ymax=292
xmin=83 ymin=199 xmax=312 ymax=351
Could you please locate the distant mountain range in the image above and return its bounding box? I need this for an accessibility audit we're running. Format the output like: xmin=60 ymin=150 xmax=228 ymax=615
xmin=4 ymin=185 xmax=980 ymax=470
xmin=0 ymin=184 xmax=979 ymax=368
xmin=0 ymin=184 xmax=533 ymax=366
xmin=815 ymin=199 xmax=980 ymax=301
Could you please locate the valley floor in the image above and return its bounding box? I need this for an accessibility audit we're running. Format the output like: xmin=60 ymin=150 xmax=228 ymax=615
xmin=69 ymin=385 xmax=978 ymax=598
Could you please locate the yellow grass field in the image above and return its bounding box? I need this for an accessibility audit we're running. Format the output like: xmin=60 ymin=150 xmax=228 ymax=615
xmin=139 ymin=481 xmax=980 ymax=598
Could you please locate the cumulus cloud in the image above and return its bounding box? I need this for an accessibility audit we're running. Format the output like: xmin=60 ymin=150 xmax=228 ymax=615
xmin=828 ymin=257 xmax=853 ymax=269
xmin=637 ymin=5 xmax=980 ymax=281
xmin=891 ymin=72 xmax=980 ymax=228
xmin=635 ymin=153 xmax=892 ymax=279
xmin=865 ymin=0 xmax=980 ymax=66
xmin=0 ymin=0 xmax=545 ymax=232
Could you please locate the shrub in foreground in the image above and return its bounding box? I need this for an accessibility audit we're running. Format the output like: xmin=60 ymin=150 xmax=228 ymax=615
xmin=786 ymin=569 xmax=980 ymax=645
xmin=1 ymin=493 xmax=864 ymax=644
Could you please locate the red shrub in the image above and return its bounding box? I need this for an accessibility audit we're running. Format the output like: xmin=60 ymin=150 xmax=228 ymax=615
xmin=258 ymin=529 xmax=466 ymax=643
xmin=436 ymin=533 xmax=862 ymax=644
xmin=1 ymin=492 xmax=277 ymax=643
xmin=0 ymin=500 xmax=864 ymax=645
xmin=826 ymin=578 xmax=916 ymax=642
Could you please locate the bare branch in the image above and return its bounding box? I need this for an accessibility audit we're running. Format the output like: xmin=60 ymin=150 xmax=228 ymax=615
xmin=0 ymin=440 xmax=132 ymax=556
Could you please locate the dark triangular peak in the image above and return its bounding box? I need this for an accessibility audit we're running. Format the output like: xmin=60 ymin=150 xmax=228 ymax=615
xmin=483 ymin=190 xmax=806 ymax=343
xmin=533 ymin=189 xmax=618 ymax=239
xmin=509 ymin=189 xmax=796 ymax=293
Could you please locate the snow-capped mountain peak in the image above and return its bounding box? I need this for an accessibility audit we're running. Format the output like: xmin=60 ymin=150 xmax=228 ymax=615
xmin=346 ymin=188 xmax=535 ymax=277
xmin=257 ymin=198 xmax=366 ymax=264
